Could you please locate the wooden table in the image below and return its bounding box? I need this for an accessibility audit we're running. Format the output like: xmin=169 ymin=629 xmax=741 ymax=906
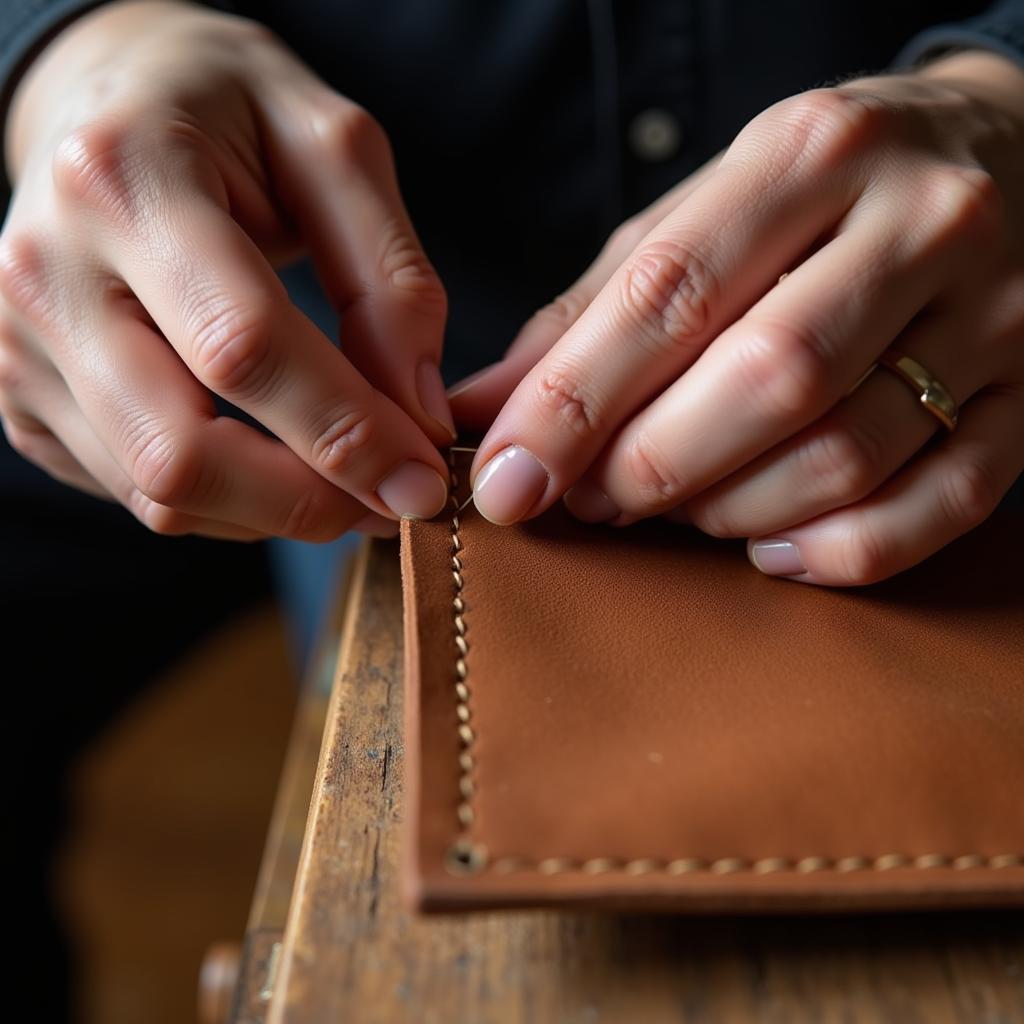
xmin=228 ymin=538 xmax=1024 ymax=1024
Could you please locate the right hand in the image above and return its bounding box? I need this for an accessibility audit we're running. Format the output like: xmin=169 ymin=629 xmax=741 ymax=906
xmin=0 ymin=0 xmax=455 ymax=541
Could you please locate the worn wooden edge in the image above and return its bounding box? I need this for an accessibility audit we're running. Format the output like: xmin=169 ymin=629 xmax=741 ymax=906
xmin=265 ymin=538 xmax=373 ymax=1024
xmin=227 ymin=927 xmax=285 ymax=1024
xmin=244 ymin=552 xmax=359 ymax=934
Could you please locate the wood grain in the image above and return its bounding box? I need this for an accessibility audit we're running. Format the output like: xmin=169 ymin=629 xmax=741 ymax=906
xmin=267 ymin=538 xmax=1024 ymax=1024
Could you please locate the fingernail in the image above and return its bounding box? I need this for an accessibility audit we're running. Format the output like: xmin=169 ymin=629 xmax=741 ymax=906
xmin=447 ymin=363 xmax=497 ymax=399
xmin=564 ymin=480 xmax=620 ymax=523
xmin=352 ymin=512 xmax=400 ymax=538
xmin=416 ymin=360 xmax=456 ymax=439
xmin=749 ymin=539 xmax=807 ymax=576
xmin=377 ymin=461 xmax=449 ymax=520
xmin=472 ymin=445 xmax=548 ymax=525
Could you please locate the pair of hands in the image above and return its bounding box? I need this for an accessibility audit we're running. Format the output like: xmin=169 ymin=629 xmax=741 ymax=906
xmin=3 ymin=1 xmax=1023 ymax=584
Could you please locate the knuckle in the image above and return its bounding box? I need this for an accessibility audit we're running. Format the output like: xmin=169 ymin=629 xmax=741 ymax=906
xmin=937 ymin=455 xmax=1000 ymax=532
xmin=928 ymin=167 xmax=1004 ymax=242
xmin=131 ymin=493 xmax=193 ymax=536
xmin=620 ymin=240 xmax=716 ymax=355
xmin=800 ymin=418 xmax=887 ymax=504
xmin=312 ymin=100 xmax=389 ymax=165
xmin=733 ymin=322 xmax=830 ymax=421
xmin=188 ymin=297 xmax=279 ymax=400
xmin=834 ymin=518 xmax=895 ymax=585
xmin=688 ymin=499 xmax=739 ymax=538
xmin=129 ymin=429 xmax=207 ymax=509
xmin=51 ymin=121 xmax=134 ymax=220
xmin=535 ymin=368 xmax=603 ymax=437
xmin=279 ymin=487 xmax=330 ymax=540
xmin=622 ymin=431 xmax=688 ymax=510
xmin=0 ymin=232 xmax=50 ymax=319
xmin=3 ymin=415 xmax=49 ymax=461
xmin=310 ymin=405 xmax=375 ymax=475
xmin=770 ymin=88 xmax=892 ymax=173
xmin=532 ymin=289 xmax=589 ymax=334
xmin=0 ymin=340 xmax=25 ymax=395
xmin=377 ymin=223 xmax=447 ymax=314
xmin=606 ymin=217 xmax=646 ymax=257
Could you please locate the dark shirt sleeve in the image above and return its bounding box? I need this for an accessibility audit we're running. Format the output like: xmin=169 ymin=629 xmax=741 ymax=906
xmin=0 ymin=1 xmax=105 ymax=124
xmin=0 ymin=0 xmax=236 ymax=202
xmin=894 ymin=0 xmax=1024 ymax=68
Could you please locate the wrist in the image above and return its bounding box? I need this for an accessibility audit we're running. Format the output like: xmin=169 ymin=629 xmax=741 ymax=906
xmin=4 ymin=0 xmax=199 ymax=183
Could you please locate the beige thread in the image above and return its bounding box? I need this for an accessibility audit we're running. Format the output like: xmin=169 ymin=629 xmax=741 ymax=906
xmin=444 ymin=449 xmax=488 ymax=876
xmin=440 ymin=449 xmax=1024 ymax=878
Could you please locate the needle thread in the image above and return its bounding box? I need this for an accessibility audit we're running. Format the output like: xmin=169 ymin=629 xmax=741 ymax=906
xmin=448 ymin=444 xmax=479 ymax=513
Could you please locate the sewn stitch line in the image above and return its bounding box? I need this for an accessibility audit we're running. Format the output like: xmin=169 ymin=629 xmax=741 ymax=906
xmin=444 ymin=449 xmax=486 ymax=875
xmin=439 ymin=450 xmax=1024 ymax=878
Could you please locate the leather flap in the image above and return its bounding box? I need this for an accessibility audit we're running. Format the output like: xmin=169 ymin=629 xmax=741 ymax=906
xmin=401 ymin=451 xmax=1024 ymax=912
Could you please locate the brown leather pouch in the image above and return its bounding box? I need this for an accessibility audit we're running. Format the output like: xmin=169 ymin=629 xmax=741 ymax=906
xmin=400 ymin=450 xmax=1024 ymax=913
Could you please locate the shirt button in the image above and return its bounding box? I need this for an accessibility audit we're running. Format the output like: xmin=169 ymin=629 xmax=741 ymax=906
xmin=628 ymin=108 xmax=682 ymax=162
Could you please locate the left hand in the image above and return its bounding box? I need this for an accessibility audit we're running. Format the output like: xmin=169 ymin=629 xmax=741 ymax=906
xmin=450 ymin=50 xmax=1024 ymax=586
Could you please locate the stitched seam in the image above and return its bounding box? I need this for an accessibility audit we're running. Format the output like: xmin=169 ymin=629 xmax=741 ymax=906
xmin=445 ymin=449 xmax=482 ymax=875
xmin=442 ymin=452 xmax=1024 ymax=877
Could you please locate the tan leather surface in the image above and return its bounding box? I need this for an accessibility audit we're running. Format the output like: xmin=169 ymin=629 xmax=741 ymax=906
xmin=401 ymin=450 xmax=1024 ymax=912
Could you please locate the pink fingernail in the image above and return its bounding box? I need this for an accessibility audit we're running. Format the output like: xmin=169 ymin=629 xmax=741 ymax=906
xmin=472 ymin=445 xmax=548 ymax=525
xmin=447 ymin=363 xmax=497 ymax=399
xmin=749 ymin=539 xmax=807 ymax=576
xmin=377 ymin=461 xmax=449 ymax=520
xmin=564 ymin=480 xmax=620 ymax=523
xmin=416 ymin=360 xmax=456 ymax=439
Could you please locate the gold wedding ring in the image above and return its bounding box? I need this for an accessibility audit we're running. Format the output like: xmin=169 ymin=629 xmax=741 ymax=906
xmin=877 ymin=351 xmax=959 ymax=432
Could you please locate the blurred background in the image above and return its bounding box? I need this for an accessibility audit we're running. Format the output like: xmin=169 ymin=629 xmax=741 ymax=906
xmin=58 ymin=603 xmax=295 ymax=1024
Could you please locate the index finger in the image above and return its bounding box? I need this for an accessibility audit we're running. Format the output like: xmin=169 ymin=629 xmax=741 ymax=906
xmin=92 ymin=174 xmax=452 ymax=521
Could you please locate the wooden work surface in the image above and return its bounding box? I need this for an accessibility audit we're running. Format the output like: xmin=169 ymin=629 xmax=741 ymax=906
xmin=243 ymin=538 xmax=1023 ymax=1024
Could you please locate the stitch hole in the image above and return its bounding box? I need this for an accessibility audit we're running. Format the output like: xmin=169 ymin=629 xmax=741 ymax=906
xmin=446 ymin=840 xmax=487 ymax=875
